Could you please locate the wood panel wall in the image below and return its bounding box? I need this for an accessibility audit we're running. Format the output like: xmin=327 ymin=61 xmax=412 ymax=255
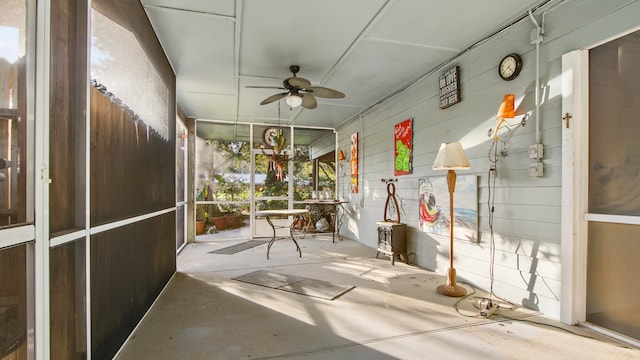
xmin=50 ymin=241 xmax=86 ymax=360
xmin=90 ymin=86 xmax=174 ymax=224
xmin=49 ymin=0 xmax=87 ymax=234
xmin=47 ymin=0 xmax=178 ymax=357
xmin=90 ymin=212 xmax=175 ymax=359
xmin=0 ymin=244 xmax=27 ymax=359
xmin=87 ymin=3 xmax=177 ymax=356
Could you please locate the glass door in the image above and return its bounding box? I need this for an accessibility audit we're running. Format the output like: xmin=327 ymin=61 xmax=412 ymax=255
xmin=194 ymin=122 xmax=251 ymax=241
xmin=252 ymin=147 xmax=291 ymax=238
xmin=1 ymin=1 xmax=35 ymax=358
xmin=176 ymin=118 xmax=187 ymax=250
xmin=585 ymin=31 xmax=640 ymax=342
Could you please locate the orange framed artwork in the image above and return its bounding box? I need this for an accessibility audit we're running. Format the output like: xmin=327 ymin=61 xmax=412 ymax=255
xmin=350 ymin=132 xmax=358 ymax=193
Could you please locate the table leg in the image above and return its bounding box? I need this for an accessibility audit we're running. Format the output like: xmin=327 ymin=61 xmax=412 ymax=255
xmin=301 ymin=207 xmax=311 ymax=239
xmin=289 ymin=214 xmax=302 ymax=257
xmin=265 ymin=215 xmax=303 ymax=259
xmin=331 ymin=211 xmax=336 ymax=243
xmin=334 ymin=204 xmax=346 ymax=241
xmin=265 ymin=216 xmax=276 ymax=259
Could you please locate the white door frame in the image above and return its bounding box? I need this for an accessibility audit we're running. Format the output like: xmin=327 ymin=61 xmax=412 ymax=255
xmin=250 ymin=146 xmax=294 ymax=238
xmin=561 ymin=33 xmax=640 ymax=344
xmin=560 ymin=50 xmax=589 ymax=325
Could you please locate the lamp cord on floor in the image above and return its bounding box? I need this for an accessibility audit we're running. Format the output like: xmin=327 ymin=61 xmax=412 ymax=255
xmin=452 ymin=286 xmax=636 ymax=350
xmin=487 ymin=141 xmax=514 ymax=307
xmin=450 ymin=143 xmax=638 ymax=352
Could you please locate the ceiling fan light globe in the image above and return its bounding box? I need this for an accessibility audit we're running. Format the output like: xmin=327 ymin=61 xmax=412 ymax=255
xmin=286 ymin=94 xmax=303 ymax=107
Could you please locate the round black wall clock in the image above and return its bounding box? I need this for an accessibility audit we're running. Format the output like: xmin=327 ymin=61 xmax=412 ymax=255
xmin=498 ymin=53 xmax=523 ymax=81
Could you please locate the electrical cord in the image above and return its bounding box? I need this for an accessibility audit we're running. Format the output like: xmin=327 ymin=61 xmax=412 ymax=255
xmin=494 ymin=313 xmax=638 ymax=351
xmin=453 ymin=287 xmax=481 ymax=318
xmin=465 ymin=141 xmax=637 ymax=352
xmin=404 ymin=252 xmax=417 ymax=265
xmin=453 ymin=286 xmax=512 ymax=319
xmin=448 ymin=143 xmax=507 ymax=320
xmin=486 ymin=141 xmax=516 ymax=309
xmin=452 ymin=287 xmax=637 ymax=351
xmin=488 ymin=142 xmax=498 ymax=298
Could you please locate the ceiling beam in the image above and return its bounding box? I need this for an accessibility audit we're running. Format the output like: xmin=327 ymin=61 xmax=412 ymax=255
xmin=143 ymin=4 xmax=236 ymax=21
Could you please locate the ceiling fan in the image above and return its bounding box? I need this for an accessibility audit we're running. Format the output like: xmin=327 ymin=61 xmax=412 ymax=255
xmin=247 ymin=65 xmax=345 ymax=109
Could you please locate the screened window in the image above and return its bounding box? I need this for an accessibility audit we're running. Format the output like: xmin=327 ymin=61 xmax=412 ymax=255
xmin=91 ymin=10 xmax=168 ymax=138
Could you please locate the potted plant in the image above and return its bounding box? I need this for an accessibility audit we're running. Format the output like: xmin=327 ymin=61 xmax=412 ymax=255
xmin=212 ymin=174 xmax=248 ymax=230
xmin=195 ymin=205 xmax=207 ymax=235
xmin=208 ymin=203 xmax=226 ymax=231
xmin=212 ymin=215 xmax=226 ymax=231
xmin=224 ymin=213 xmax=244 ymax=229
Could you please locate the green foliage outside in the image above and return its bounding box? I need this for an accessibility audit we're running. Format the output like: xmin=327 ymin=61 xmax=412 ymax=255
xmin=198 ymin=139 xmax=335 ymax=215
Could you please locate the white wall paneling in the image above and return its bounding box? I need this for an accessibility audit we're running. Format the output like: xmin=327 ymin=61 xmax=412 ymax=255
xmin=336 ymin=0 xmax=640 ymax=319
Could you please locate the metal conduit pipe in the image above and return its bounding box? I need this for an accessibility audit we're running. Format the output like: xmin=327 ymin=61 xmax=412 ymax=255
xmin=529 ymin=9 xmax=544 ymax=145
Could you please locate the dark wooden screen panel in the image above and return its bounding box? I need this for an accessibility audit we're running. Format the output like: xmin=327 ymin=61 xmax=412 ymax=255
xmin=90 ymin=87 xmax=174 ymax=225
xmin=49 ymin=0 xmax=88 ymax=235
xmin=90 ymin=212 xmax=175 ymax=359
xmin=0 ymin=244 xmax=28 ymax=359
xmin=50 ymin=240 xmax=86 ymax=360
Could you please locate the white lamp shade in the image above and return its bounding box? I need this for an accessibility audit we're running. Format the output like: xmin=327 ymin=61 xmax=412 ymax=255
xmin=432 ymin=142 xmax=470 ymax=170
xmin=285 ymin=94 xmax=303 ymax=107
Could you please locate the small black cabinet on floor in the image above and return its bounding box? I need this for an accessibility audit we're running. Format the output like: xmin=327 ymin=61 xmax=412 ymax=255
xmin=376 ymin=221 xmax=407 ymax=265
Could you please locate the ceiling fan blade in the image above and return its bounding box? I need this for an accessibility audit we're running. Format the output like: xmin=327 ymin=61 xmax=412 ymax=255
xmin=246 ymin=85 xmax=287 ymax=90
xmin=260 ymin=92 xmax=289 ymax=105
xmin=301 ymin=94 xmax=317 ymax=109
xmin=306 ymin=86 xmax=345 ymax=98
xmin=286 ymin=76 xmax=311 ymax=89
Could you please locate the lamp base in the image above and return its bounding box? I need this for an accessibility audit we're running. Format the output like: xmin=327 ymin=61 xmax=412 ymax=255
xmin=437 ymin=268 xmax=467 ymax=297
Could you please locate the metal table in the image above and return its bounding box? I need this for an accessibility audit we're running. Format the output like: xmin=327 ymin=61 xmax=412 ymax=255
xmin=255 ymin=209 xmax=309 ymax=259
xmin=301 ymin=200 xmax=348 ymax=242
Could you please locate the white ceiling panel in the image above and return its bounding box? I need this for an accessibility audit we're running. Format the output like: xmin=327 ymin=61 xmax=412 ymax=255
xmin=324 ymin=38 xmax=458 ymax=108
xmin=292 ymin=102 xmax=366 ymax=128
xmin=143 ymin=0 xmax=548 ymax=130
xmin=178 ymin=92 xmax=236 ymax=121
xmin=145 ymin=6 xmax=236 ymax=94
xmin=239 ymin=0 xmax=387 ymax=81
xmin=142 ymin=0 xmax=235 ymax=17
xmin=368 ymin=0 xmax=541 ymax=49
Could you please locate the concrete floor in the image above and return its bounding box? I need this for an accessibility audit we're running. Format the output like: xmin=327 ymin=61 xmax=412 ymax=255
xmin=116 ymin=234 xmax=639 ymax=359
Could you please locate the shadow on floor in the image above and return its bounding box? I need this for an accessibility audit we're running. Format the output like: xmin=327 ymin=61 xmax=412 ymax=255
xmin=115 ymin=236 xmax=640 ymax=359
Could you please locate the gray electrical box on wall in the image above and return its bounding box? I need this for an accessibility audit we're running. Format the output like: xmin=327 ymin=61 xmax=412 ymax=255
xmin=529 ymin=143 xmax=544 ymax=159
xmin=529 ymin=162 xmax=544 ymax=177
xmin=528 ymin=144 xmax=544 ymax=177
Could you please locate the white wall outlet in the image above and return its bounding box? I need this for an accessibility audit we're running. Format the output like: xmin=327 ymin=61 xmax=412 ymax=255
xmin=529 ymin=162 xmax=544 ymax=177
xmin=528 ymin=144 xmax=544 ymax=159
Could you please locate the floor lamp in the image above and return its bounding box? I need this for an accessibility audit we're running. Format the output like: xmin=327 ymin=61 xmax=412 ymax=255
xmin=432 ymin=142 xmax=470 ymax=297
